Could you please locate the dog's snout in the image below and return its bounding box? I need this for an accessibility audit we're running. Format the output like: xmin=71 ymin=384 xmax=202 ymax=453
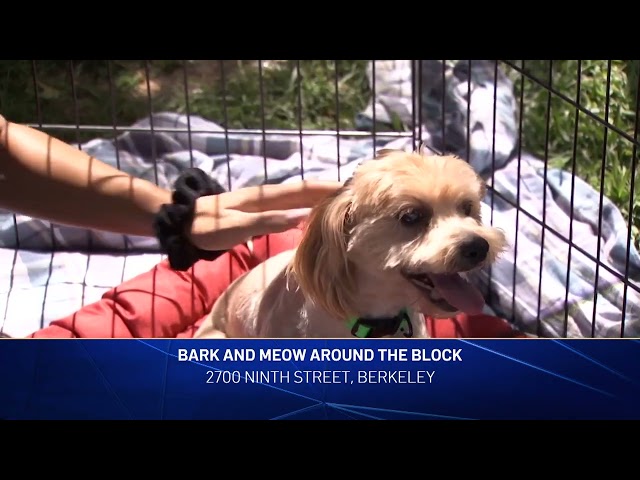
xmin=458 ymin=235 xmax=489 ymax=268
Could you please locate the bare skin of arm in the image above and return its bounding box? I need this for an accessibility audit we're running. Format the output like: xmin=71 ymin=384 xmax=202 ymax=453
xmin=0 ymin=116 xmax=341 ymax=250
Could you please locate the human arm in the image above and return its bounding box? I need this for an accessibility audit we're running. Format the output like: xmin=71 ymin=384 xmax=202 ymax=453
xmin=0 ymin=115 xmax=171 ymax=238
xmin=0 ymin=115 xmax=342 ymax=248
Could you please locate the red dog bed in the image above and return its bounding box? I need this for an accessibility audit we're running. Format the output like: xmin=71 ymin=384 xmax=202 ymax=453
xmin=29 ymin=228 xmax=526 ymax=339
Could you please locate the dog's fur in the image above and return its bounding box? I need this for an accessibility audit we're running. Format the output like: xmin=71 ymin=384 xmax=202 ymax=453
xmin=195 ymin=149 xmax=507 ymax=339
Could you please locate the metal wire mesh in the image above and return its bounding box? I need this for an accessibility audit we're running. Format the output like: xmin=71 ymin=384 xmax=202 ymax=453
xmin=1 ymin=59 xmax=639 ymax=339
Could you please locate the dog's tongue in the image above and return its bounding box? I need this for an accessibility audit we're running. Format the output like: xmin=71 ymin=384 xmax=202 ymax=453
xmin=427 ymin=273 xmax=485 ymax=315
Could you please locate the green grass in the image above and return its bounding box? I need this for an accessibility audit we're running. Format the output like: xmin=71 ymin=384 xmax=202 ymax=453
xmin=0 ymin=59 xmax=638 ymax=250
xmin=505 ymin=60 xmax=639 ymax=251
xmin=0 ymin=60 xmax=370 ymax=137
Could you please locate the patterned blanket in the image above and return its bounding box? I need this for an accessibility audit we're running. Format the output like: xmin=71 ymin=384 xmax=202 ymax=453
xmin=1 ymin=60 xmax=639 ymax=338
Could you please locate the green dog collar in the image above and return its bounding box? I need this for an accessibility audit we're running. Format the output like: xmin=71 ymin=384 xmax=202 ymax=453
xmin=347 ymin=309 xmax=414 ymax=338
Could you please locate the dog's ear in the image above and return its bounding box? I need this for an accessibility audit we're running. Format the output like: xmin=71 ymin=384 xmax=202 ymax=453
xmin=290 ymin=185 xmax=357 ymax=320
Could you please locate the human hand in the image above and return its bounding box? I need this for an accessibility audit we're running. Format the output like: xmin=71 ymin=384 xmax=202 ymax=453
xmin=188 ymin=180 xmax=342 ymax=251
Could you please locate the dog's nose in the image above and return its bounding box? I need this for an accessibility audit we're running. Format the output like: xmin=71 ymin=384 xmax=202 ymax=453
xmin=458 ymin=235 xmax=489 ymax=268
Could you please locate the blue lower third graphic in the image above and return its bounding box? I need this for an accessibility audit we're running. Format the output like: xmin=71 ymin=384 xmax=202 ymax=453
xmin=0 ymin=339 xmax=639 ymax=420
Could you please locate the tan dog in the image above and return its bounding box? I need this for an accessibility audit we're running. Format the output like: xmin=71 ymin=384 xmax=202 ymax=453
xmin=195 ymin=149 xmax=507 ymax=339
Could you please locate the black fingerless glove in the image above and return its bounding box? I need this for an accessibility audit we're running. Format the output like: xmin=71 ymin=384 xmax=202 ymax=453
xmin=153 ymin=168 xmax=227 ymax=271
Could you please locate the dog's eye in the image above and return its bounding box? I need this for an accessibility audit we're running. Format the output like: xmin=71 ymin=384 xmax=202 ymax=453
xmin=399 ymin=208 xmax=427 ymax=226
xmin=460 ymin=200 xmax=474 ymax=216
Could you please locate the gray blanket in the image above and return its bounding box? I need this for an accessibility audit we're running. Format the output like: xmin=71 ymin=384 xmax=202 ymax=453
xmin=1 ymin=60 xmax=639 ymax=338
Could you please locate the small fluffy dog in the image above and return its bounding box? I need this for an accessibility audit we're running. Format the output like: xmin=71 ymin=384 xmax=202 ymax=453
xmin=195 ymin=149 xmax=507 ymax=339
